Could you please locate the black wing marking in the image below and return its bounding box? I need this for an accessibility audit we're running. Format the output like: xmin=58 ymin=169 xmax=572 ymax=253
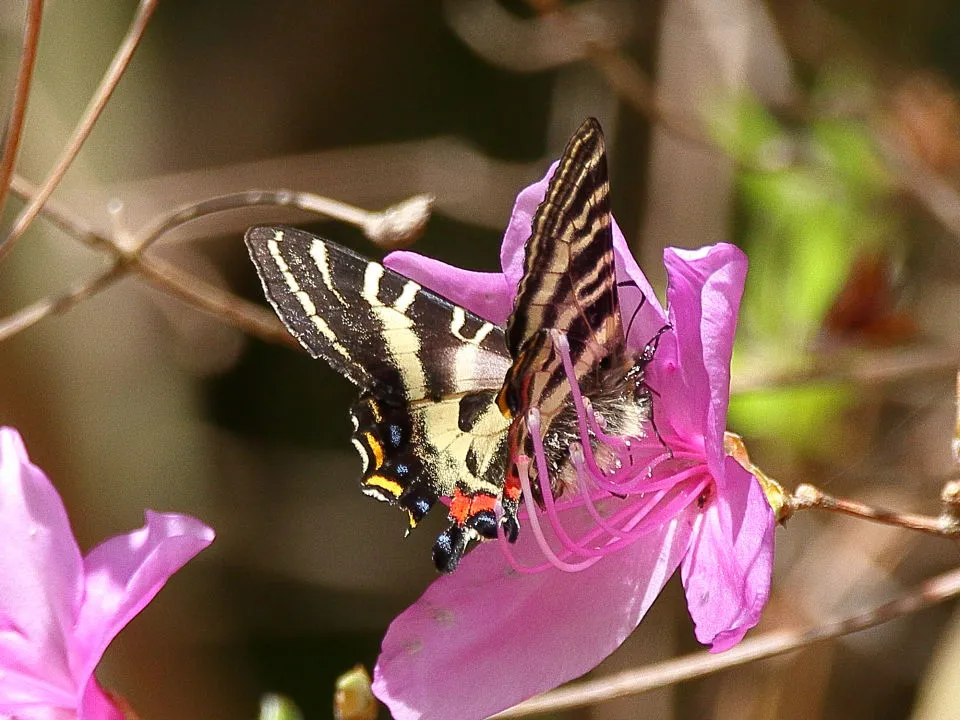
xmin=246 ymin=225 xmax=514 ymax=572
xmin=245 ymin=225 xmax=511 ymax=401
xmin=507 ymin=118 xmax=623 ymax=368
xmin=501 ymin=118 xmax=624 ymax=423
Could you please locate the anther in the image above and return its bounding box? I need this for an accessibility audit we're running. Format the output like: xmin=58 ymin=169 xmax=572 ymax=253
xmin=569 ymin=442 xmax=585 ymax=466
xmin=526 ymin=407 xmax=542 ymax=435
xmin=549 ymin=328 xmax=570 ymax=353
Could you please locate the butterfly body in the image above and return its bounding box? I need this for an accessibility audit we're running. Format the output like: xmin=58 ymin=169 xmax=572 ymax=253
xmin=245 ymin=118 xmax=662 ymax=572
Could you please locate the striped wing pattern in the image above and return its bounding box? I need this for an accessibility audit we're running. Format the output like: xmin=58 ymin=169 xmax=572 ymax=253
xmin=507 ymin=118 xmax=621 ymax=363
xmin=245 ymin=227 xmax=511 ymax=564
xmin=246 ymin=226 xmax=511 ymax=400
xmin=500 ymin=118 xmax=625 ymax=489
xmin=245 ymin=118 xmax=640 ymax=571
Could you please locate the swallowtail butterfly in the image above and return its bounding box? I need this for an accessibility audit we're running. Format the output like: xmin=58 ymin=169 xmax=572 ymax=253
xmin=245 ymin=118 xmax=664 ymax=572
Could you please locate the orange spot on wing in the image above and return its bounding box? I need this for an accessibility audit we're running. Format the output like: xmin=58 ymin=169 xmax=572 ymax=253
xmin=449 ymin=488 xmax=499 ymax=526
xmin=365 ymin=474 xmax=402 ymax=497
xmin=450 ymin=489 xmax=471 ymax=525
xmin=364 ymin=432 xmax=384 ymax=469
xmin=470 ymin=494 xmax=497 ymax=514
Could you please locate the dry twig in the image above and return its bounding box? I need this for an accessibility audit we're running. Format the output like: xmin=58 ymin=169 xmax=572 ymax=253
xmin=0 ymin=0 xmax=159 ymax=262
xmin=0 ymin=0 xmax=44 ymax=219
xmin=788 ymin=482 xmax=960 ymax=538
xmin=2 ymin=174 xmax=432 ymax=347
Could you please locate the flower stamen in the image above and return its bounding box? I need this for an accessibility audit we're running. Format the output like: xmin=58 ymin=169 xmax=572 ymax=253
xmin=548 ymin=329 xmax=671 ymax=494
xmin=514 ymin=442 xmax=600 ymax=573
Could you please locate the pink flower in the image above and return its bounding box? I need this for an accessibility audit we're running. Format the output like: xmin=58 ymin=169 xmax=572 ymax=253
xmin=0 ymin=427 xmax=215 ymax=720
xmin=373 ymin=163 xmax=776 ymax=719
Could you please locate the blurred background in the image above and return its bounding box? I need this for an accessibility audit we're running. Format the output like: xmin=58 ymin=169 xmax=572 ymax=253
xmin=1 ymin=0 xmax=959 ymax=718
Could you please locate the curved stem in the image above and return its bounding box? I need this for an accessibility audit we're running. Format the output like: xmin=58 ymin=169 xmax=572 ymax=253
xmin=0 ymin=0 xmax=44 ymax=219
xmin=0 ymin=0 xmax=159 ymax=262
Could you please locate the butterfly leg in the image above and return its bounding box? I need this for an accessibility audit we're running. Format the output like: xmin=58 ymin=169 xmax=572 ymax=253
xmin=501 ymin=474 xmax=522 ymax=543
xmin=625 ymin=323 xmax=673 ymax=458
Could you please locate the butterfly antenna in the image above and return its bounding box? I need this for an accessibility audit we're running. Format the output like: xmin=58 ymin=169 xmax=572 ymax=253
xmin=642 ymin=323 xmax=671 ymax=363
xmin=627 ymin=322 xmax=674 ymax=460
xmin=617 ymin=279 xmax=648 ymax=344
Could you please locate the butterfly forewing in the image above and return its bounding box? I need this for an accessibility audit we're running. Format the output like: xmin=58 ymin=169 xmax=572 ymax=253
xmin=245 ymin=226 xmax=511 ymax=400
xmin=507 ymin=119 xmax=623 ymax=370
xmin=501 ymin=118 xmax=626 ymax=456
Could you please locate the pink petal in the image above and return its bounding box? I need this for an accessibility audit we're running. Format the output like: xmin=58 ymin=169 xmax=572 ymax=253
xmin=499 ymin=163 xmax=556 ymax=290
xmin=79 ymin=679 xmax=124 ymax=720
xmin=70 ymin=511 xmax=214 ymax=684
xmin=384 ymin=251 xmax=513 ymax=325
xmin=680 ymin=457 xmax=774 ymax=651
xmin=0 ymin=703 xmax=78 ymax=720
xmin=611 ymin=226 xmax=667 ymax=352
xmin=659 ymin=244 xmax=747 ymax=476
xmin=0 ymin=428 xmax=82 ymax=703
xmin=372 ymin=502 xmax=698 ymax=720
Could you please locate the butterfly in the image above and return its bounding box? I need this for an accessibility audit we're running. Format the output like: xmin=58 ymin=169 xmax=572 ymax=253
xmin=245 ymin=118 xmax=663 ymax=572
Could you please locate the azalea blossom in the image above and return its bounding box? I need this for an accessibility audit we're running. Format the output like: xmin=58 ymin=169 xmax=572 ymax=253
xmin=373 ymin=162 xmax=776 ymax=719
xmin=0 ymin=427 xmax=215 ymax=720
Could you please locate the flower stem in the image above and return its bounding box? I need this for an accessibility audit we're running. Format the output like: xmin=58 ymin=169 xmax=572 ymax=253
xmin=788 ymin=483 xmax=960 ymax=538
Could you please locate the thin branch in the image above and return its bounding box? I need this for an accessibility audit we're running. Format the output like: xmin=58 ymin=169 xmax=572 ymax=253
xmin=4 ymin=172 xmax=432 ymax=347
xmin=133 ymin=255 xmax=295 ymax=347
xmin=9 ymin=174 xmax=112 ymax=251
xmin=495 ymin=564 xmax=960 ymax=718
xmin=530 ymin=0 xmax=960 ymax=248
xmin=731 ymin=346 xmax=959 ymax=394
xmin=133 ymin=189 xmax=434 ymax=253
xmin=0 ymin=0 xmax=44 ymax=219
xmin=523 ymin=0 xmax=717 ymax=151
xmin=0 ymin=0 xmax=159 ymax=263
xmin=579 ymin=43 xmax=710 ymax=149
xmin=0 ymin=263 xmax=124 ymax=342
xmin=873 ymin=128 xmax=960 ymax=243
xmin=789 ymin=483 xmax=960 ymax=538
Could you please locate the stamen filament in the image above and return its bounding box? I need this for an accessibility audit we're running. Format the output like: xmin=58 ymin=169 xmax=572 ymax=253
xmin=550 ymin=330 xmax=619 ymax=480
xmin=574 ymin=478 xmax=710 ymax=555
xmin=571 ymin=444 xmax=664 ymax=539
xmin=515 ymin=449 xmax=599 ymax=572
xmin=530 ymin=414 xmax=628 ymax=558
xmin=490 ymin=329 xmax=717 ymax=574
